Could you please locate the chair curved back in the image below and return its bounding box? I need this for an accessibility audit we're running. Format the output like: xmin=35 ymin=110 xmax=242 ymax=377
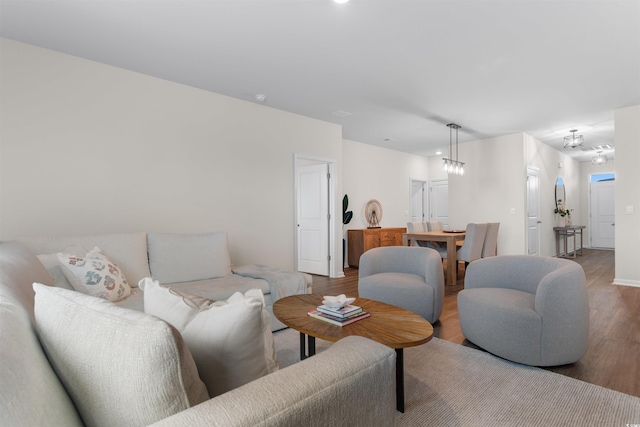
xmin=461 ymin=255 xmax=589 ymax=366
xmin=359 ymin=246 xmax=445 ymax=323
xmin=481 ymin=222 xmax=500 ymax=257
xmin=406 ymin=222 xmax=426 ymax=232
xmin=426 ymin=221 xmax=443 ymax=231
xmin=406 ymin=222 xmax=425 ymax=247
xmin=457 ymin=223 xmax=488 ymax=263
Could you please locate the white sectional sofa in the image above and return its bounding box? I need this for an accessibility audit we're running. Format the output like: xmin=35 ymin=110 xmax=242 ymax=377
xmin=17 ymin=231 xmax=311 ymax=331
xmin=0 ymin=237 xmax=397 ymax=426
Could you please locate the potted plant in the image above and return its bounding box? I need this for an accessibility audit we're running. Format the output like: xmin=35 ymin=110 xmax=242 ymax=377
xmin=554 ymin=199 xmax=573 ymax=227
xmin=343 ymin=195 xmax=353 ymax=267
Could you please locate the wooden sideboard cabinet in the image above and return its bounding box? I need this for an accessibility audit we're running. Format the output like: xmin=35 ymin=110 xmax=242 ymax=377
xmin=347 ymin=227 xmax=406 ymax=268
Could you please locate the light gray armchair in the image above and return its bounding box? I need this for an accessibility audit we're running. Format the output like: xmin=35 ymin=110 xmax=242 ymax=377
xmin=358 ymin=246 xmax=444 ymax=323
xmin=458 ymin=255 xmax=589 ymax=366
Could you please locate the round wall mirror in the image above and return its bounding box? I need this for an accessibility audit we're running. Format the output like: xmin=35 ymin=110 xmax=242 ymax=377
xmin=555 ymin=177 xmax=565 ymax=207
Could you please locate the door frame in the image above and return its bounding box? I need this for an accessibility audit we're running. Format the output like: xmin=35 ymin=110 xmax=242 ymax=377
xmin=588 ymin=173 xmax=616 ymax=249
xmin=409 ymin=178 xmax=428 ymax=223
xmin=526 ymin=166 xmax=541 ymax=255
xmin=429 ymin=179 xmax=449 ymax=227
xmin=293 ymin=154 xmax=339 ymax=278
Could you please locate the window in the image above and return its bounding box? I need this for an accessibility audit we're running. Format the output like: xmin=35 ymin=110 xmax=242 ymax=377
xmin=591 ymin=173 xmax=615 ymax=183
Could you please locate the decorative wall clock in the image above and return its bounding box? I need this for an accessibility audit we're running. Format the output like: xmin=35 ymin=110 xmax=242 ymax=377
xmin=365 ymin=199 xmax=382 ymax=228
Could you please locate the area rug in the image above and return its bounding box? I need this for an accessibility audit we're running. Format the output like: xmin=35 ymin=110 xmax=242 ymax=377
xmin=273 ymin=328 xmax=640 ymax=426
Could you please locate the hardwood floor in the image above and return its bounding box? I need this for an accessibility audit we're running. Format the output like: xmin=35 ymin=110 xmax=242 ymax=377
xmin=309 ymin=249 xmax=640 ymax=398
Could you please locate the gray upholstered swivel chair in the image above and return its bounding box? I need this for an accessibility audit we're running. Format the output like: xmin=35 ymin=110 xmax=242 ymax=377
xmin=481 ymin=222 xmax=500 ymax=257
xmin=458 ymin=255 xmax=589 ymax=366
xmin=358 ymin=246 xmax=444 ymax=323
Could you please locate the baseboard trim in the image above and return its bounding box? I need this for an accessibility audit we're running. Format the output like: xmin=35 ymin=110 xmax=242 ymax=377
xmin=612 ymin=278 xmax=640 ymax=288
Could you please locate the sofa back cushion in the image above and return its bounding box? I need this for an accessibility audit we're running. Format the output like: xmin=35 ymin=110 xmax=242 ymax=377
xmin=0 ymin=242 xmax=83 ymax=427
xmin=148 ymin=232 xmax=232 ymax=283
xmin=33 ymin=283 xmax=209 ymax=427
xmin=17 ymin=233 xmax=151 ymax=288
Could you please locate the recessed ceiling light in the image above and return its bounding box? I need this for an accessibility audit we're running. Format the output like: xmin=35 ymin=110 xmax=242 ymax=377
xmin=255 ymin=94 xmax=267 ymax=102
xmin=334 ymin=0 xmax=349 ymax=3
xmin=435 ymin=151 xmax=442 ymax=155
xmin=331 ymin=110 xmax=352 ymax=117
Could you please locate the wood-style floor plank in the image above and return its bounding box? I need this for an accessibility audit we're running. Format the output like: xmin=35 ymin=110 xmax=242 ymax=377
xmin=309 ymin=249 xmax=640 ymax=397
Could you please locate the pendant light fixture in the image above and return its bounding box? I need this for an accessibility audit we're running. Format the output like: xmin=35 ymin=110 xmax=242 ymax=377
xmin=563 ymin=129 xmax=584 ymax=149
xmin=442 ymin=123 xmax=464 ymax=176
xmin=591 ymin=151 xmax=608 ymax=165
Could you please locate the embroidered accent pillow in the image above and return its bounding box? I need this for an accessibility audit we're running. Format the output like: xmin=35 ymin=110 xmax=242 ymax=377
xmin=140 ymin=277 xmax=278 ymax=398
xmin=57 ymin=246 xmax=132 ymax=302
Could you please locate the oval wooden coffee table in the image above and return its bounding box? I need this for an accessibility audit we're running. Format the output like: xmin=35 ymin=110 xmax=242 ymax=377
xmin=273 ymin=294 xmax=434 ymax=413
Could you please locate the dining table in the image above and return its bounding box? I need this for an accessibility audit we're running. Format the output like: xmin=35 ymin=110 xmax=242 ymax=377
xmin=402 ymin=230 xmax=466 ymax=285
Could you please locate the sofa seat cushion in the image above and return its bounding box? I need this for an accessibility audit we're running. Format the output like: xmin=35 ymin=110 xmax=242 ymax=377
xmin=148 ymin=232 xmax=232 ymax=283
xmin=141 ymin=278 xmax=278 ymax=398
xmin=33 ymin=283 xmax=209 ymax=427
xmin=359 ymin=272 xmax=438 ymax=322
xmin=458 ymin=287 xmax=542 ymax=363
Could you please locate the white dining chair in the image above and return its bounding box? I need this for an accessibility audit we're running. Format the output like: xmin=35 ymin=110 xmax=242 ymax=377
xmin=406 ymin=222 xmax=437 ymax=248
xmin=426 ymin=221 xmax=443 ymax=231
xmin=436 ymin=223 xmax=488 ymax=273
xmin=481 ymin=222 xmax=500 ymax=257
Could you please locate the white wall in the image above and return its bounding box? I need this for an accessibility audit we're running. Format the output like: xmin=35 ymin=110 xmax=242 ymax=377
xmin=446 ymin=133 xmax=527 ymax=255
xmin=342 ymin=139 xmax=430 ymax=231
xmin=614 ymin=105 xmax=640 ymax=287
xmin=0 ymin=39 xmax=344 ymax=273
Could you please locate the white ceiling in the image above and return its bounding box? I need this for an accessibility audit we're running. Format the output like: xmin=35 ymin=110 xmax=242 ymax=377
xmin=2 ymin=0 xmax=639 ymax=162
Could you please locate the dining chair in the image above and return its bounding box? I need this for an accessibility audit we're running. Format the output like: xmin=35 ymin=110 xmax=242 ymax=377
xmin=436 ymin=223 xmax=488 ymax=272
xmin=426 ymin=221 xmax=443 ymax=231
xmin=406 ymin=222 xmax=437 ymax=249
xmin=481 ymin=222 xmax=500 ymax=257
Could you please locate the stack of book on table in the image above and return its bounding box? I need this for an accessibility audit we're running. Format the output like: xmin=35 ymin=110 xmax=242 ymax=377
xmin=307 ymin=304 xmax=370 ymax=327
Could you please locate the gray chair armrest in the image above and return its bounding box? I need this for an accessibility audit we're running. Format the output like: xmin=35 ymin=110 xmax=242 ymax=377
xmin=150 ymin=336 xmax=396 ymax=427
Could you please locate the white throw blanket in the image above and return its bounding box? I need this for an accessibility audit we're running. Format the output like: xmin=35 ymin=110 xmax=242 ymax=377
xmin=232 ymin=264 xmax=307 ymax=301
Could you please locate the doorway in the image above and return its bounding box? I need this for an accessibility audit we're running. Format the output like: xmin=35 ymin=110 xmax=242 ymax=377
xmin=293 ymin=155 xmax=337 ymax=277
xmin=526 ymin=167 xmax=541 ymax=255
xmin=429 ymin=179 xmax=449 ymax=227
xmin=410 ymin=179 xmax=427 ymax=222
xmin=590 ymin=173 xmax=615 ymax=249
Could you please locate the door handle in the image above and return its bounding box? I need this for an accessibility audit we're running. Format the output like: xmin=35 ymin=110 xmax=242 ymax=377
xmin=611 ymin=223 xmax=615 ymax=226
xmin=537 ymin=221 xmax=542 ymax=224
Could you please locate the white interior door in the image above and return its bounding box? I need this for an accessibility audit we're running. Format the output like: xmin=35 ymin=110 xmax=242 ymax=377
xmin=411 ymin=180 xmax=426 ymax=222
xmin=590 ymin=179 xmax=615 ymax=248
xmin=526 ymin=167 xmax=541 ymax=255
xmin=297 ymin=164 xmax=329 ymax=275
xmin=429 ymin=180 xmax=448 ymax=227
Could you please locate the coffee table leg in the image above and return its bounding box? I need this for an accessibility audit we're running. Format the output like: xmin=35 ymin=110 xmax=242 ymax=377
xmin=396 ymin=348 xmax=404 ymax=413
xmin=299 ymin=333 xmax=306 ymax=360
xmin=299 ymin=333 xmax=316 ymax=360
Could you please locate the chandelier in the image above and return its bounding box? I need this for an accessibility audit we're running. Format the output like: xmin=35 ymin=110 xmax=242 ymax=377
xmin=591 ymin=151 xmax=608 ymax=165
xmin=442 ymin=123 xmax=464 ymax=176
xmin=563 ymin=129 xmax=584 ymax=149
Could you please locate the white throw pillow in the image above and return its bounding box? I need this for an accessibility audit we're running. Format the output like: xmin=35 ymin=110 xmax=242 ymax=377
xmin=32 ymin=283 xmax=209 ymax=427
xmin=57 ymin=246 xmax=132 ymax=302
xmin=140 ymin=277 xmax=278 ymax=398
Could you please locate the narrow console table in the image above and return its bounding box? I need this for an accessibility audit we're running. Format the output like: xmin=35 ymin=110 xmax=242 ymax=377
xmin=553 ymin=225 xmax=585 ymax=258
